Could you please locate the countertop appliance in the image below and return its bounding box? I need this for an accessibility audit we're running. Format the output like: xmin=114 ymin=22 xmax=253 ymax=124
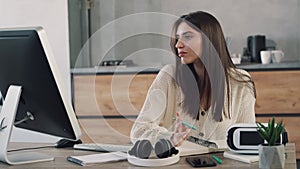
xmin=247 ymin=35 xmax=266 ymax=63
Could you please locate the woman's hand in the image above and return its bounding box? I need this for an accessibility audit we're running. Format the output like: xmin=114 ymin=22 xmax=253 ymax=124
xmin=170 ymin=112 xmax=191 ymax=147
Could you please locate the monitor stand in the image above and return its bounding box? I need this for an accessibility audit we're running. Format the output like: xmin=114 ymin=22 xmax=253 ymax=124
xmin=0 ymin=85 xmax=54 ymax=165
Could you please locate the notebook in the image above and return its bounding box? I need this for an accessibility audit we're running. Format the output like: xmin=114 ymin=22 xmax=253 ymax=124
xmin=223 ymin=151 xmax=259 ymax=164
xmin=67 ymin=151 xmax=127 ymax=166
xmin=73 ymin=143 xmax=132 ymax=152
xmin=178 ymin=140 xmax=228 ymax=156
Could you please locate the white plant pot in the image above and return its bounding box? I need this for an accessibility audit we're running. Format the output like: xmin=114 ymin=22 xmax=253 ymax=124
xmin=258 ymin=144 xmax=285 ymax=169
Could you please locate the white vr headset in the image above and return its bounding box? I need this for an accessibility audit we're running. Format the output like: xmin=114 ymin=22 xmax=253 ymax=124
xmin=226 ymin=123 xmax=288 ymax=154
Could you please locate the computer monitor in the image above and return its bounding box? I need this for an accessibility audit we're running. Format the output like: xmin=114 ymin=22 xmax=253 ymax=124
xmin=0 ymin=27 xmax=82 ymax=165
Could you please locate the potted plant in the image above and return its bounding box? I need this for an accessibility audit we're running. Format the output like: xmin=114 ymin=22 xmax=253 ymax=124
xmin=256 ymin=117 xmax=285 ymax=169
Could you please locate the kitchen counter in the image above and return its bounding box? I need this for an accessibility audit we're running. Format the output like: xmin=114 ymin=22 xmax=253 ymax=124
xmin=236 ymin=61 xmax=300 ymax=71
xmin=71 ymin=66 xmax=160 ymax=75
xmin=71 ymin=61 xmax=300 ymax=75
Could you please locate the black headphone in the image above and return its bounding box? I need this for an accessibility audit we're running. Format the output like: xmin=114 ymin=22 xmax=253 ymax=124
xmin=128 ymin=139 xmax=179 ymax=159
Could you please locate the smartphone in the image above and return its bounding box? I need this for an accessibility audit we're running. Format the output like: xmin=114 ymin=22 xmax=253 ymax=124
xmin=186 ymin=156 xmax=217 ymax=168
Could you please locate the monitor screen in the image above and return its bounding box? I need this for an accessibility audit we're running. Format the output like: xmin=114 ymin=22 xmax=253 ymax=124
xmin=0 ymin=27 xmax=81 ymax=140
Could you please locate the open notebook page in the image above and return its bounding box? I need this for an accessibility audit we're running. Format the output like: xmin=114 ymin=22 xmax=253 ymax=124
xmin=178 ymin=140 xmax=228 ymax=156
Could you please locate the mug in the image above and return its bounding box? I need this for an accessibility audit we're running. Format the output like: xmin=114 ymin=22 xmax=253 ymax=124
xmin=271 ymin=50 xmax=284 ymax=63
xmin=260 ymin=51 xmax=272 ymax=64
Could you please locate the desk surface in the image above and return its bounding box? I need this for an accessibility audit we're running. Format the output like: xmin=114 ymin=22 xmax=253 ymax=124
xmin=0 ymin=118 xmax=297 ymax=168
xmin=0 ymin=143 xmax=296 ymax=168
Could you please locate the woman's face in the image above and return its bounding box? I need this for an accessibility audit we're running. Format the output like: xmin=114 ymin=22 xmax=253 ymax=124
xmin=175 ymin=22 xmax=203 ymax=64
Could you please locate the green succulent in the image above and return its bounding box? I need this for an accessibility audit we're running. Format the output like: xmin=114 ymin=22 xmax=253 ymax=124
xmin=256 ymin=117 xmax=285 ymax=146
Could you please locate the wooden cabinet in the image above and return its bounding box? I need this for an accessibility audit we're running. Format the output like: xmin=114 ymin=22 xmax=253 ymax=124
xmin=72 ymin=70 xmax=300 ymax=159
xmin=250 ymin=71 xmax=300 ymax=114
xmin=73 ymin=74 xmax=156 ymax=117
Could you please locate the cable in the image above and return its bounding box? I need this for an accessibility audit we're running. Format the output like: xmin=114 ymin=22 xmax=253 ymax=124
xmin=0 ymin=112 xmax=35 ymax=131
xmin=14 ymin=112 xmax=34 ymax=125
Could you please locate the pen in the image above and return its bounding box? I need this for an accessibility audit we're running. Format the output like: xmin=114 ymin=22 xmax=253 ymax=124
xmin=173 ymin=118 xmax=197 ymax=131
xmin=212 ymin=155 xmax=222 ymax=164
xmin=67 ymin=156 xmax=85 ymax=166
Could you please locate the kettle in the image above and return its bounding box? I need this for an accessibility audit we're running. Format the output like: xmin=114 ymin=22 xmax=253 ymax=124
xmin=247 ymin=35 xmax=266 ymax=63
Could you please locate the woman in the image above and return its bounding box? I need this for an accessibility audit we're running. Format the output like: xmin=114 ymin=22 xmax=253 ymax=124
xmin=130 ymin=11 xmax=256 ymax=147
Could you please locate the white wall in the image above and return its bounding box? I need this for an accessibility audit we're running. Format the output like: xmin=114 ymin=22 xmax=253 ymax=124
xmin=0 ymin=0 xmax=71 ymax=98
xmin=0 ymin=0 xmax=71 ymax=143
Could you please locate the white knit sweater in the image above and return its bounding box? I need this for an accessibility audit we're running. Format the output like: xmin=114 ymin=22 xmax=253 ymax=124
xmin=130 ymin=64 xmax=256 ymax=145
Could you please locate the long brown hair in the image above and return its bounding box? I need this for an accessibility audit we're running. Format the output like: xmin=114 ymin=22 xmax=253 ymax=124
xmin=170 ymin=11 xmax=255 ymax=121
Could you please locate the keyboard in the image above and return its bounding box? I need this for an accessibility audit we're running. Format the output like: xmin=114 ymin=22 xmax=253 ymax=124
xmin=73 ymin=143 xmax=132 ymax=153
